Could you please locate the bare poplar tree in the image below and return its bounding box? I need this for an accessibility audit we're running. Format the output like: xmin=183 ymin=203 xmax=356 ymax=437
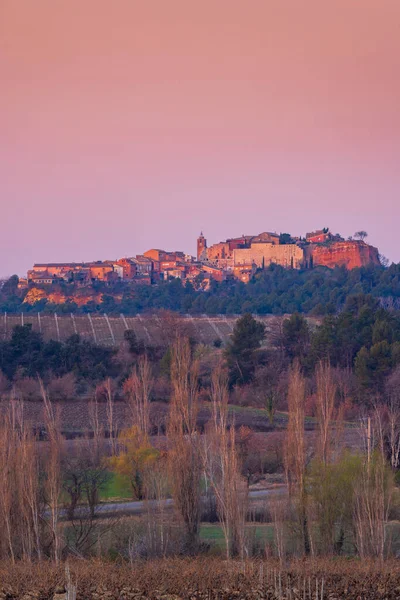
xmin=353 ymin=451 xmax=393 ymax=561
xmin=354 ymin=407 xmax=394 ymax=561
xmin=385 ymin=399 xmax=400 ymax=470
xmin=0 ymin=399 xmax=42 ymax=561
xmin=203 ymin=364 xmax=247 ymax=558
xmin=103 ymin=378 xmax=117 ymax=455
xmin=284 ymin=362 xmax=305 ymax=493
xmin=142 ymin=451 xmax=170 ymax=557
xmin=41 ymin=379 xmax=63 ymax=563
xmin=284 ymin=361 xmax=310 ymax=555
xmin=88 ymin=393 xmax=103 ymax=463
xmin=169 ymin=336 xmax=198 ymax=433
xmin=18 ymin=425 xmax=42 ymax=560
xmin=315 ymin=361 xmax=336 ymax=465
xmin=167 ymin=336 xmax=202 ymax=551
xmin=381 ymin=370 xmax=400 ymax=469
xmin=125 ymin=356 xmax=153 ymax=437
xmin=0 ymin=412 xmax=16 ymax=562
xmin=271 ymin=497 xmax=288 ymax=564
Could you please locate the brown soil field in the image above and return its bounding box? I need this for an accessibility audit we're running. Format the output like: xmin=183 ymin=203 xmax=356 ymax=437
xmin=0 ymin=400 xmax=362 ymax=457
xmin=0 ymin=558 xmax=399 ymax=599
xmin=0 ymin=401 xmax=288 ymax=435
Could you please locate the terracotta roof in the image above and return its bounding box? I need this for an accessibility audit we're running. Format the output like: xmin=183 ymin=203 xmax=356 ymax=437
xmin=133 ymin=255 xmax=152 ymax=263
xmin=33 ymin=262 xmax=86 ymax=268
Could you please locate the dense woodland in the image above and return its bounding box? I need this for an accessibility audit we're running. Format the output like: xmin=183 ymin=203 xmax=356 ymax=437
xmin=2 ymin=262 xmax=400 ymax=315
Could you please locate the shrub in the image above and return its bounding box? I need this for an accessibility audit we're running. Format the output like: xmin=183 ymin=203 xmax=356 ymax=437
xmin=47 ymin=373 xmax=77 ymax=400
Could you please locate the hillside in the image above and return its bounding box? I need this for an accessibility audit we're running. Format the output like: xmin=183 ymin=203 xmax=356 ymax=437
xmin=2 ymin=262 xmax=400 ymax=316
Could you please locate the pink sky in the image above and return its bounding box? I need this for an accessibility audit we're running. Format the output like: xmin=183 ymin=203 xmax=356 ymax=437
xmin=1 ymin=0 xmax=400 ymax=277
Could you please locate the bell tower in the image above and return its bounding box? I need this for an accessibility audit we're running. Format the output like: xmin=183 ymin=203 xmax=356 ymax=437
xmin=197 ymin=232 xmax=207 ymax=261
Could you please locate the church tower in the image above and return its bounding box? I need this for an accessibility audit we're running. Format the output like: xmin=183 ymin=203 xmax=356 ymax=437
xmin=197 ymin=232 xmax=207 ymax=261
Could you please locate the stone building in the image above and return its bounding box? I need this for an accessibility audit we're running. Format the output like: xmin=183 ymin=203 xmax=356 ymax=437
xmin=115 ymin=258 xmax=137 ymax=280
xmin=233 ymin=263 xmax=257 ymax=283
xmin=234 ymin=243 xmax=305 ymax=270
xmin=199 ymin=231 xmax=281 ymax=270
xmin=306 ymin=229 xmax=332 ymax=244
xmin=144 ymin=249 xmax=186 ymax=263
xmin=197 ymin=233 xmax=207 ymax=261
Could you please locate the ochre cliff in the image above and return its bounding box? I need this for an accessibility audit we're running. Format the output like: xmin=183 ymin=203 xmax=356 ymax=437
xmin=23 ymin=287 xmax=105 ymax=306
xmin=23 ymin=288 xmax=49 ymax=304
xmin=312 ymin=241 xmax=380 ymax=270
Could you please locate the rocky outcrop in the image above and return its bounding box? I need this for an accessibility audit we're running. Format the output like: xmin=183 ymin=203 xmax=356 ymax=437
xmin=23 ymin=287 xmax=105 ymax=306
xmin=311 ymin=241 xmax=380 ymax=270
xmin=23 ymin=287 xmax=48 ymax=304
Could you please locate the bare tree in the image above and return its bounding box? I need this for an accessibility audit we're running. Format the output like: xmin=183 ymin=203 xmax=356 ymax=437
xmin=40 ymin=379 xmax=63 ymax=563
xmin=386 ymin=404 xmax=400 ymax=471
xmin=284 ymin=362 xmax=310 ymax=555
xmin=18 ymin=425 xmax=42 ymax=560
xmin=0 ymin=411 xmax=16 ymax=562
xmin=100 ymin=378 xmax=117 ymax=455
xmin=125 ymin=356 xmax=153 ymax=437
xmin=378 ymin=254 xmax=390 ymax=267
xmin=142 ymin=451 xmax=170 ymax=557
xmin=152 ymin=310 xmax=196 ymax=348
xmin=354 ymin=407 xmax=394 ymax=560
xmin=0 ymin=399 xmax=43 ymax=562
xmin=203 ymin=364 xmax=247 ymax=558
xmin=271 ymin=497 xmax=288 ymax=564
xmin=88 ymin=393 xmax=103 ymax=463
xmin=169 ymin=336 xmax=198 ymax=434
xmin=284 ymin=362 xmax=305 ymax=494
xmin=353 ymin=451 xmax=393 ymax=561
xmin=315 ymin=361 xmax=336 ymax=465
xmin=167 ymin=336 xmax=202 ymax=550
xmin=384 ymin=368 xmax=400 ymax=469
xmin=62 ymin=443 xmax=112 ymax=556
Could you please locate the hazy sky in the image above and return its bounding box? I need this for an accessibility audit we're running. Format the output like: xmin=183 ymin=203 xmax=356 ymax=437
xmin=1 ymin=1 xmax=400 ymax=277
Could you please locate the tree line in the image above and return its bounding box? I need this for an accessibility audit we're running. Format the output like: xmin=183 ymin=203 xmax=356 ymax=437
xmin=2 ymin=262 xmax=400 ymax=315
xmin=0 ymin=324 xmax=118 ymax=388
xmin=1 ymin=292 xmax=400 ymax=406
xmin=226 ymin=295 xmax=400 ymax=404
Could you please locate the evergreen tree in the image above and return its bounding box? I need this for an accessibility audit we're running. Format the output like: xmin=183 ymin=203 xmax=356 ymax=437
xmin=225 ymin=313 xmax=266 ymax=385
xmin=282 ymin=313 xmax=310 ymax=363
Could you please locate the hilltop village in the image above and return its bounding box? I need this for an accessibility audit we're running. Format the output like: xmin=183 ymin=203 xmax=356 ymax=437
xmin=21 ymin=229 xmax=380 ymax=297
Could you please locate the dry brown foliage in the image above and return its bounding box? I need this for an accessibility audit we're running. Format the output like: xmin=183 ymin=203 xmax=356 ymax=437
xmin=1 ymin=558 xmax=400 ymax=599
xmin=13 ymin=374 xmax=41 ymax=401
xmin=47 ymin=373 xmax=76 ymax=401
